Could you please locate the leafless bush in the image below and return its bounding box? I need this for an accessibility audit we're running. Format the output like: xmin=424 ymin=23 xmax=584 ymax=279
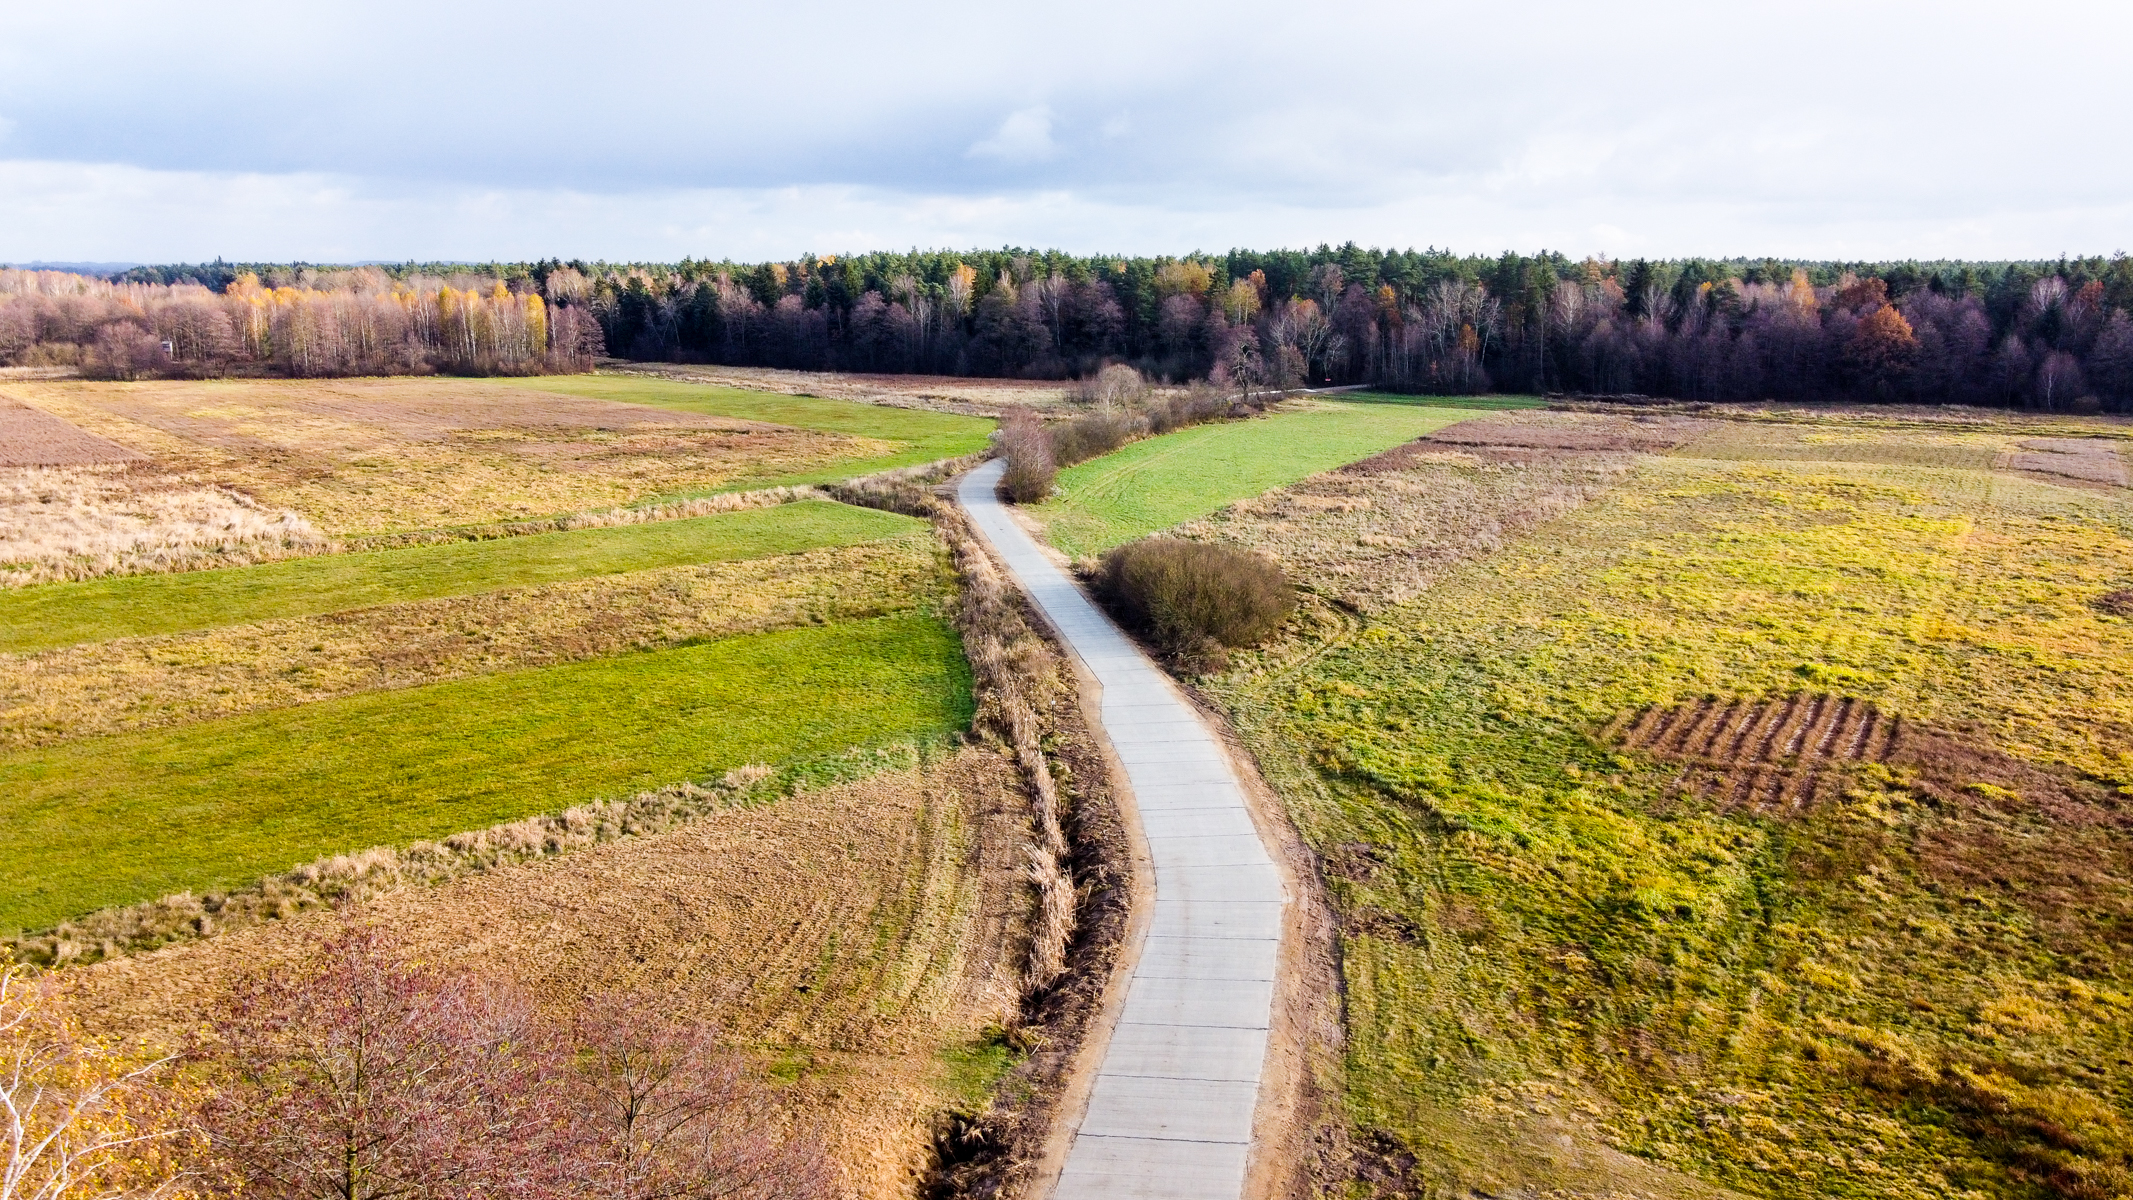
xmin=0 ymin=960 xmax=186 ymax=1200
xmin=1049 ymin=408 xmax=1144 ymax=468
xmin=79 ymin=323 xmax=169 ymax=381
xmin=1147 ymin=381 xmax=1248 ymax=434
xmin=191 ymin=925 xmax=836 ymax=1200
xmin=1095 ymin=538 xmax=1295 ymax=665
xmin=995 ymin=408 xmax=1057 ymax=503
xmin=1068 ymin=363 xmax=1150 ymax=408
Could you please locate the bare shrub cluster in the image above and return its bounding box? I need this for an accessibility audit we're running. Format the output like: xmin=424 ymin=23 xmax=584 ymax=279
xmin=993 ymin=407 xmax=1057 ymax=503
xmin=190 ymin=924 xmax=835 ymax=1200
xmin=998 ymin=368 xmax=1276 ymax=502
xmin=0 ymin=466 xmax=327 ymax=587
xmin=1094 ymin=538 xmax=1296 ymax=666
xmin=3 ymin=924 xmax=836 ymax=1200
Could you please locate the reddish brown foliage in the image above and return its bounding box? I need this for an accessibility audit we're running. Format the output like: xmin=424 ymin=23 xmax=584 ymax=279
xmin=191 ymin=924 xmax=837 ymax=1200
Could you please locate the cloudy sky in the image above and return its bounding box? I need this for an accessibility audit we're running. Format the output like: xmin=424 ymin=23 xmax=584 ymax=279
xmin=2 ymin=0 xmax=2127 ymax=264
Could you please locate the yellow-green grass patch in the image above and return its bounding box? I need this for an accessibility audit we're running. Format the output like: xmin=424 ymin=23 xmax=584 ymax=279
xmin=1031 ymin=399 xmax=1493 ymax=557
xmin=0 ymin=612 xmax=973 ymax=933
xmin=1208 ymin=422 xmax=2133 ymax=1197
xmin=0 ymin=499 xmax=920 ymax=654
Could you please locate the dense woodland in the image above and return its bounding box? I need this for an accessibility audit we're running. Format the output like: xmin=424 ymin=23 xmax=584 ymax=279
xmin=9 ymin=248 xmax=2133 ymax=409
xmin=0 ymin=266 xmax=602 ymax=377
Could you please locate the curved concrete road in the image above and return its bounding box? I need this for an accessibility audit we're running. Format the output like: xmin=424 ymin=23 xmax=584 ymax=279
xmin=958 ymin=459 xmax=1287 ymax=1200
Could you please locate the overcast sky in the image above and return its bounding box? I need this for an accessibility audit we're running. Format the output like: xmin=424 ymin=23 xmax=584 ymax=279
xmin=2 ymin=0 xmax=2128 ymax=264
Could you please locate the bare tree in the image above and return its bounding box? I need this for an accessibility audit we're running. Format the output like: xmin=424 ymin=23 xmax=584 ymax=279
xmin=570 ymin=996 xmax=834 ymax=1200
xmin=192 ymin=925 xmax=570 ymax=1200
xmin=1 ymin=962 xmax=182 ymax=1200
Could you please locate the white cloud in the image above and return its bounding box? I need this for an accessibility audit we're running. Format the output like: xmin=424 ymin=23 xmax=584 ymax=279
xmin=967 ymin=107 xmax=1057 ymax=164
xmin=0 ymin=0 xmax=2129 ymax=259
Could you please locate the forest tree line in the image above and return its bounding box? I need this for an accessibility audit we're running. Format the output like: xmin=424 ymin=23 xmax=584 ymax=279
xmin=10 ymin=248 xmax=2133 ymax=410
xmin=0 ymin=266 xmax=603 ymax=378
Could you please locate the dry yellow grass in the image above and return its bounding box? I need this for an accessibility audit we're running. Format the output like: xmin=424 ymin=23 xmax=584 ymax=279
xmin=3 ymin=378 xmax=883 ymax=534
xmin=0 ymin=464 xmax=327 ymax=585
xmin=67 ymin=746 xmax=1034 ymax=1199
xmin=1173 ymin=413 xmax=1687 ymax=612
xmin=0 ymin=534 xmax=947 ymax=748
xmin=611 ymin=362 xmax=1082 ymax=415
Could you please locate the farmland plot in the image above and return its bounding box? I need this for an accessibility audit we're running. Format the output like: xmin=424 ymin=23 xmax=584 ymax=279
xmin=1149 ymin=406 xmax=2133 ymax=1198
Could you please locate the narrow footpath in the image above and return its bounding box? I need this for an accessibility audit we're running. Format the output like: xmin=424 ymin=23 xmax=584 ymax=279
xmin=958 ymin=459 xmax=1289 ymax=1200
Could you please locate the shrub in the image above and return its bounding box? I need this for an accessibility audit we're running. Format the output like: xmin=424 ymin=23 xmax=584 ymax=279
xmin=1096 ymin=538 xmax=1295 ymax=662
xmin=995 ymin=407 xmax=1056 ymax=502
xmin=1148 ymin=382 xmax=1243 ymax=435
xmin=1069 ymin=363 xmax=1150 ymax=408
xmin=1050 ymin=408 xmax=1144 ymax=467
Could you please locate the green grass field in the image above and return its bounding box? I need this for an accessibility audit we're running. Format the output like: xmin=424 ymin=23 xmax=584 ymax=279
xmin=0 ymin=613 xmax=972 ymax=933
xmin=1031 ymin=399 xmax=1494 ymax=556
xmin=1206 ymin=424 xmax=2133 ymax=1197
xmin=0 ymin=501 xmax=921 ymax=654
xmin=516 ymin=375 xmax=995 ymax=488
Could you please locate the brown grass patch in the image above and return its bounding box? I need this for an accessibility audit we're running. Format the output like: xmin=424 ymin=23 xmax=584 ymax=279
xmin=2096 ymin=589 xmax=2133 ymax=617
xmin=1176 ymin=415 xmax=1648 ymax=611
xmin=0 ymin=535 xmax=944 ymax=748
xmin=0 ymin=464 xmax=327 ymax=586
xmin=2 ymin=378 xmax=877 ymax=534
xmin=609 ymin=363 xmax=1080 ymax=416
xmin=1609 ymin=692 xmax=2133 ymax=829
xmin=1407 ymin=412 xmax=1714 ymax=460
xmin=65 ymin=747 xmax=1035 ymax=1200
xmin=0 ymin=396 xmax=144 ymax=465
xmin=2007 ymin=437 xmax=2130 ymax=487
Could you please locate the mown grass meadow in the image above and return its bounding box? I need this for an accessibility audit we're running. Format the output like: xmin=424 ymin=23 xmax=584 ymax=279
xmin=1 ymin=613 xmax=972 ymax=933
xmin=0 ymin=500 xmax=922 ymax=654
xmin=1030 ymin=398 xmax=1499 ymax=556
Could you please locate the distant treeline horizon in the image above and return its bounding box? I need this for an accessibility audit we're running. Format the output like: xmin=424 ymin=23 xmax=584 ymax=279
xmin=9 ymin=245 xmax=2132 ymax=410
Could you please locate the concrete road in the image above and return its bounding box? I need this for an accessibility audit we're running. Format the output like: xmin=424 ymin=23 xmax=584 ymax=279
xmin=957 ymin=459 xmax=1287 ymax=1200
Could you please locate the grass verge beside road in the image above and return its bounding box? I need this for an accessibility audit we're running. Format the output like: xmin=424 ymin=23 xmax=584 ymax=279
xmin=0 ymin=612 xmax=973 ymax=933
xmin=0 ymin=500 xmax=921 ymax=654
xmin=1031 ymin=398 xmax=1494 ymax=556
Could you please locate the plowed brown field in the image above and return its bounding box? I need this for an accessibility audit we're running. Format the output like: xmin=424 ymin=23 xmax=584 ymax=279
xmin=0 ymin=397 xmax=143 ymax=466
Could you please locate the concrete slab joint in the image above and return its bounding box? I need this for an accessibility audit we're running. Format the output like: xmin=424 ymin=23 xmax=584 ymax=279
xmin=956 ymin=459 xmax=1289 ymax=1200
